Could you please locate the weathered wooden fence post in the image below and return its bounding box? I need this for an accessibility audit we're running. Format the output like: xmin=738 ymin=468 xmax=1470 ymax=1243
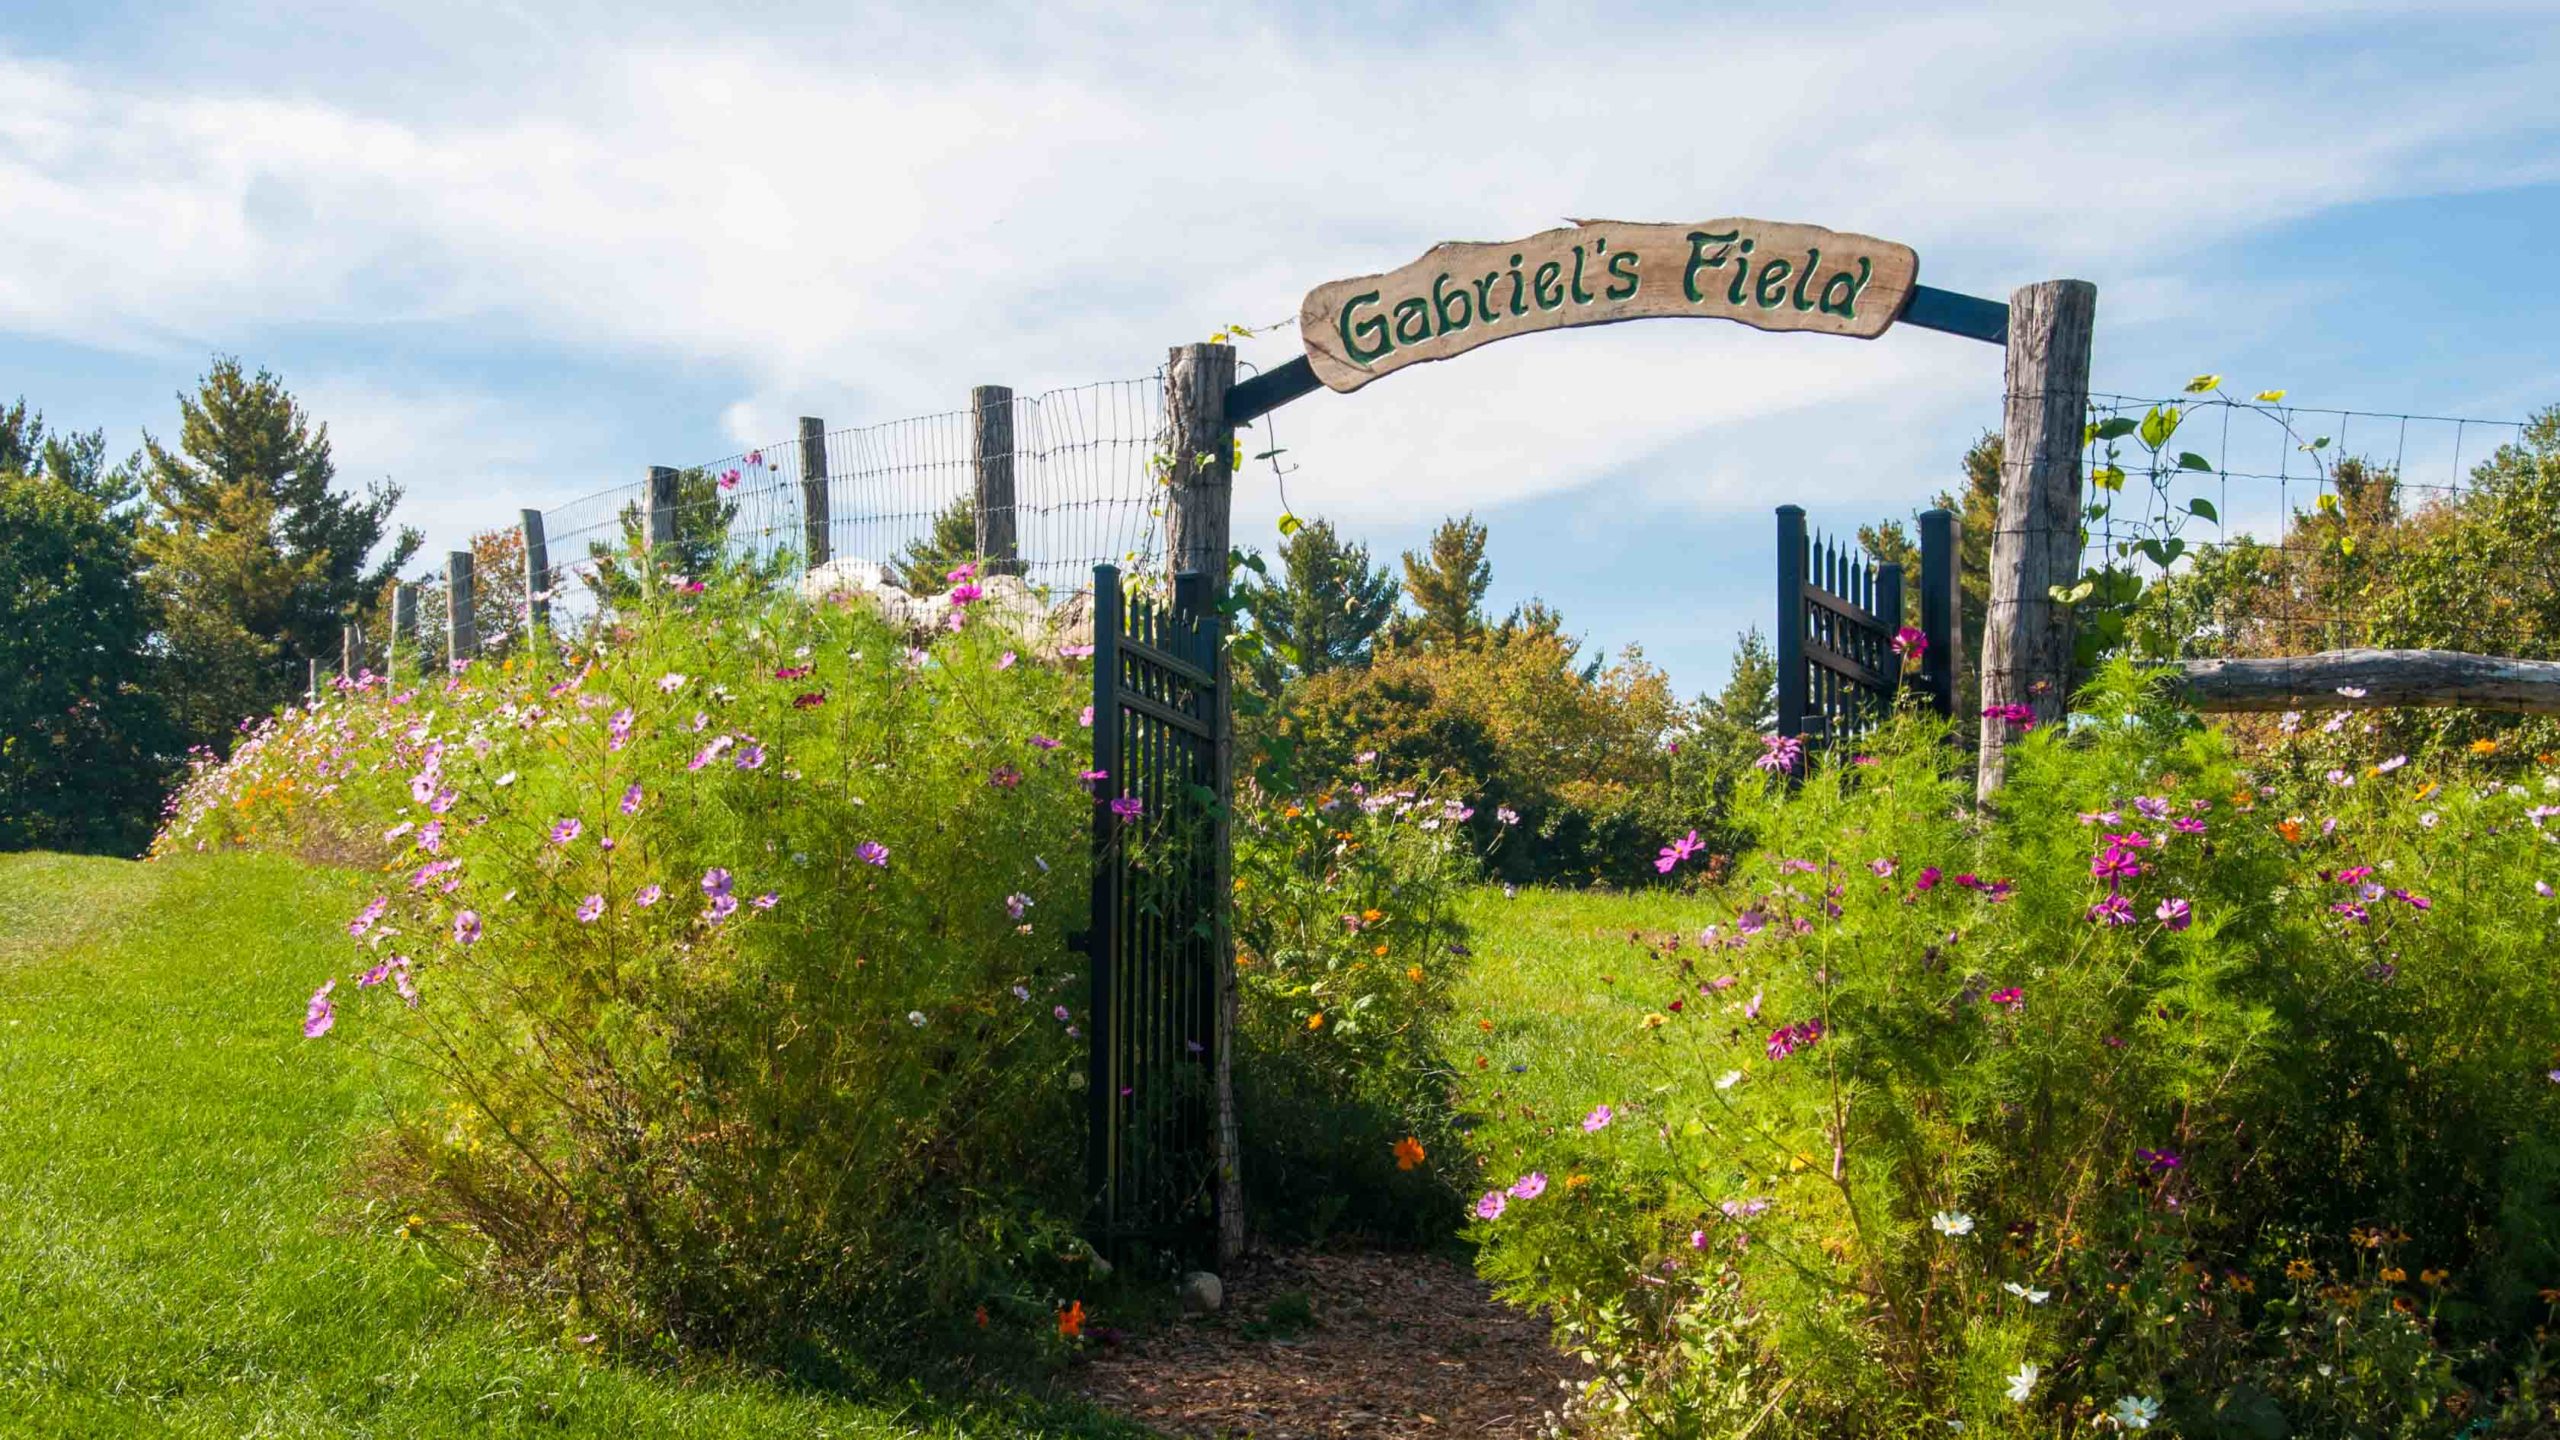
xmin=520 ymin=508 xmax=550 ymax=643
xmin=446 ymin=550 xmax=477 ymax=665
xmin=342 ymin=624 xmax=360 ymax=682
xmin=1918 ymin=507 xmax=1961 ymax=718
xmin=307 ymin=658 xmax=319 ymax=706
xmin=1161 ymin=341 xmax=1243 ymax=1264
xmin=391 ymin=583 xmax=417 ymax=681
xmin=1977 ymin=279 xmax=2096 ymax=804
xmin=972 ymin=385 xmax=1019 ymax=576
xmin=798 ymin=417 xmax=831 ymax=569
xmin=646 ymin=465 xmax=679 ymax=554
xmin=1775 ymin=505 xmax=1808 ymax=738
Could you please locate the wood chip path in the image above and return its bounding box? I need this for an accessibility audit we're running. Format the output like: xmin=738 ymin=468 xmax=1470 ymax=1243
xmin=1073 ymin=1249 xmax=1588 ymax=1438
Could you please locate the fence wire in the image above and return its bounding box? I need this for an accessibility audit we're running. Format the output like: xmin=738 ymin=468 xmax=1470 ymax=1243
xmin=2081 ymin=393 xmax=2538 ymax=658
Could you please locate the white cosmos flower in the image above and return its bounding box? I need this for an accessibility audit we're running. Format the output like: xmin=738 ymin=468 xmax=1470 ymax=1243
xmin=1715 ymin=1070 xmax=1743 ymax=1090
xmin=2005 ymin=1363 xmax=2039 ymax=1404
xmin=2109 ymin=1395 xmax=2160 ymax=1429
xmin=1930 ymin=1211 xmax=1975 ymax=1237
xmin=2001 ymin=1282 xmax=2051 ymax=1304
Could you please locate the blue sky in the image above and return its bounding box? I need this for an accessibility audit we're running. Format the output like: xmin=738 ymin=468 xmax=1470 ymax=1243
xmin=5 ymin=1 xmax=2558 ymax=694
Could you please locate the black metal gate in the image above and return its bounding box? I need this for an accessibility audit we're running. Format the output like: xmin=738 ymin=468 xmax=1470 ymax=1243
xmin=1776 ymin=505 xmax=1959 ymax=740
xmin=1084 ymin=565 xmax=1228 ymax=1264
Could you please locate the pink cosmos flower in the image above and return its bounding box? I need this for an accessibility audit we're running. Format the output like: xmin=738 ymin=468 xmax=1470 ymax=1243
xmin=1915 ymin=865 xmax=1941 ymax=891
xmin=2091 ymin=846 xmax=2144 ymax=882
xmin=1061 ymin=644 xmax=1095 ymax=660
xmin=635 ymin=883 xmax=663 ymax=908
xmin=2172 ymin=816 xmax=2208 ymax=835
xmin=752 ymin=891 xmax=779 ymax=910
xmin=704 ymin=893 xmax=739 ymax=924
xmin=303 ymin=979 xmax=336 ymax=1038
xmin=348 ymin=896 xmax=389 ymax=939
xmin=1891 ymin=625 xmax=1927 ymax=661
xmin=792 ymin=691 xmax=826 ymax=709
xmin=551 ymin=817 xmax=583 ymax=845
xmin=702 ymin=867 xmax=733 ymax=899
xmin=1582 ymin=1104 xmax=1614 ymax=1133
xmin=576 ymin=894 xmax=605 ymax=923
xmin=1508 ymin=1172 xmax=1548 ymax=1201
xmin=1656 ymin=831 xmax=1704 ymax=874
xmin=1754 ymin=734 xmax=1804 ymax=774
xmin=1080 ymin=705 xmax=1095 ymax=728
xmin=990 ymin=764 xmax=1023 ymax=788
xmin=1986 ymin=987 xmax=2023 ymax=1009
xmin=997 ymin=651 xmax=1017 ymax=670
xmin=857 ymin=841 xmax=890 ymax=868
xmin=735 ymin=744 xmax=767 ymax=771
xmin=357 ymin=958 xmax=392 ymax=988
xmin=608 ymin=707 xmax=634 ymax=751
xmin=1868 ymin=857 xmax=1896 ymax=878
xmin=2086 ymin=893 xmax=2136 ymax=926
xmin=2135 ymin=1147 xmax=2183 ymax=1173
xmin=453 ymin=910 xmax=482 ymax=945
xmin=1054 ymin=1005 xmax=1072 ymax=1022
xmin=1109 ymin=796 xmax=1144 ymax=820
xmin=1474 ymin=1191 xmax=1508 ymax=1222
xmin=774 ymin=666 xmax=811 ymax=681
xmin=1006 ymin=892 xmax=1033 ymax=920
xmin=2156 ymin=897 xmax=2193 ymax=930
xmin=1030 ymin=735 xmax=1062 ymax=750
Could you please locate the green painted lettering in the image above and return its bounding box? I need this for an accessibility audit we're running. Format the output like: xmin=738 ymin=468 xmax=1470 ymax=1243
xmin=1605 ymin=248 xmax=1640 ymax=300
xmin=1431 ymin=272 xmax=1473 ymax=334
xmin=1569 ymin=244 xmax=1595 ymax=304
xmin=1754 ymin=257 xmax=1793 ymax=309
xmin=1532 ymin=260 xmax=1565 ymax=311
xmin=1791 ymin=247 xmax=1820 ymax=311
xmin=1392 ymin=297 xmax=1433 ymax=345
xmin=1506 ymin=254 xmax=1527 ymax=316
xmin=1339 ymin=290 xmax=1391 ymax=365
xmin=1727 ymin=238 xmax=1757 ymax=305
xmin=1818 ymin=258 xmax=1872 ymax=318
xmin=1682 ymin=229 xmax=1738 ymax=303
xmin=1473 ymin=273 xmax=1502 ymax=325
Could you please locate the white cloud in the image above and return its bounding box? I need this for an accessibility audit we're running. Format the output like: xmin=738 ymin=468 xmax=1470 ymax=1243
xmin=2 ymin=0 xmax=2556 ymax=559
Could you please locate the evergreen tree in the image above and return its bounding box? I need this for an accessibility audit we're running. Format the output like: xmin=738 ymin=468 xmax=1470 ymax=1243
xmin=138 ymin=359 xmax=418 ymax=746
xmin=1397 ymin=512 xmax=1492 ymax=649
xmin=1 ymin=421 xmax=173 ymax=853
xmin=1237 ymin=518 xmax=1400 ymax=688
xmin=894 ymin=495 xmax=979 ymax=593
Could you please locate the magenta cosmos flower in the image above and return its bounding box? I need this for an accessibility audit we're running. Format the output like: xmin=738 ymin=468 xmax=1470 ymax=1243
xmin=857 ymin=841 xmax=889 ymax=868
xmin=551 ymin=817 xmax=583 ymax=845
xmin=1655 ymin=830 xmax=1704 ymax=875
xmin=635 ymin=883 xmax=663 ymax=907
xmin=453 ymin=910 xmax=482 ymax=944
xmin=1109 ymin=796 xmax=1143 ymax=820
xmin=621 ymin=782 xmax=643 ymax=815
xmin=1474 ymin=1191 xmax=1508 ymax=1222
xmin=576 ymin=894 xmax=605 ymax=923
xmin=1582 ymin=1104 xmax=1614 ymax=1132
xmin=302 ymin=979 xmax=336 ymax=1038
xmin=2156 ymin=897 xmax=2193 ymax=930
xmin=1508 ymin=1172 xmax=1548 ymax=1201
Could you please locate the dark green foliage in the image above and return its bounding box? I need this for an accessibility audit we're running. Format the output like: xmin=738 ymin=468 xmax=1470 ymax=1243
xmin=0 ymin=461 xmax=174 ymax=854
xmin=896 ymin=495 xmax=980 ymax=593
xmin=1236 ymin=518 xmax=1400 ymax=692
xmin=138 ymin=358 xmax=420 ymax=749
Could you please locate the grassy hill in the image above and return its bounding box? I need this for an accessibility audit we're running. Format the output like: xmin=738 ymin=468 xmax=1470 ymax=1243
xmin=0 ymin=851 xmax=1144 ymax=1439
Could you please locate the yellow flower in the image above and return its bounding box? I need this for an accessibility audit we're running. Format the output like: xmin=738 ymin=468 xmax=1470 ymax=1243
xmin=2416 ymin=781 xmax=2439 ymax=801
xmin=2472 ymin=738 xmax=2499 ymax=755
xmin=1361 ymin=908 xmax=1385 ymax=923
xmin=1393 ymin=1135 xmax=1426 ymax=1171
xmin=2380 ymin=1266 xmax=2406 ymax=1284
xmin=2285 ymin=1258 xmax=2318 ymax=1281
xmin=1564 ymin=1174 xmax=1590 ymax=1190
xmin=2421 ymin=1268 xmax=2450 ymax=1288
xmin=1640 ymin=1012 xmax=1668 ymax=1030
xmin=2228 ymin=1272 xmax=2257 ymax=1295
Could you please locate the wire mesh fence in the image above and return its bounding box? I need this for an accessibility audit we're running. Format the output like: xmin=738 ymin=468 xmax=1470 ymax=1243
xmin=2079 ymin=391 xmax=2543 ymax=660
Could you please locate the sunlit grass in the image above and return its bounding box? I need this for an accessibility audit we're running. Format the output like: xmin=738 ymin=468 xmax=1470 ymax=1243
xmin=0 ymin=850 xmax=1144 ymax=1439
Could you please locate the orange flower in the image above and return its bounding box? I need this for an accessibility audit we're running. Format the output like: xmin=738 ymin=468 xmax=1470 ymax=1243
xmin=1473 ymin=1054 xmax=1488 ymax=1069
xmin=1393 ymin=1135 xmax=1426 ymax=1171
xmin=1306 ymin=1013 xmax=1325 ymax=1031
xmin=2416 ymin=781 xmax=2439 ymax=801
xmin=2285 ymin=1258 xmax=2318 ymax=1281
xmin=1058 ymin=1300 xmax=1086 ymax=1338
xmin=2380 ymin=1266 xmax=2407 ymax=1284
xmin=974 ymin=1305 xmax=990 ymax=1328
xmin=2421 ymin=1268 xmax=2450 ymax=1288
xmin=2277 ymin=818 xmax=2305 ymax=844
xmin=1564 ymin=1173 xmax=1590 ymax=1190
xmin=1406 ymin=965 xmax=1424 ymax=984
xmin=1361 ymin=908 xmax=1385 ymax=923
xmin=2471 ymin=738 xmax=2499 ymax=755
xmin=1373 ymin=944 xmax=1389 ymax=957
xmin=1477 ymin=1019 xmax=1495 ymax=1032
xmin=2230 ymin=787 xmax=2257 ymax=810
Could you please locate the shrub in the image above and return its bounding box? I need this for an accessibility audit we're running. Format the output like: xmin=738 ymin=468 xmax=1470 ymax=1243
xmin=1230 ymin=759 xmax=1488 ymax=1244
xmin=1462 ymin=669 xmax=2560 ymax=1436
xmin=158 ymin=569 xmax=1104 ymax=1356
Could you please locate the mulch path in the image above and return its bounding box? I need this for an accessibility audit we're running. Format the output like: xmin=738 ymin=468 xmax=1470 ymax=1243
xmin=1073 ymin=1248 xmax=1589 ymax=1438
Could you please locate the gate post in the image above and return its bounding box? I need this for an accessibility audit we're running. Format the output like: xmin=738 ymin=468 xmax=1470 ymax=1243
xmin=1085 ymin=564 xmax=1123 ymax=1236
xmin=798 ymin=417 xmax=831 ymax=569
xmin=972 ymin=386 xmax=1019 ymax=576
xmin=1161 ymin=341 xmax=1242 ymax=1264
xmin=646 ymin=465 xmax=679 ymax=554
xmin=1877 ymin=560 xmax=1905 ymax=695
xmin=1978 ymin=279 xmax=2096 ymax=803
xmin=1918 ymin=507 xmax=1960 ymax=718
xmin=1775 ymin=505 xmax=1808 ymax=739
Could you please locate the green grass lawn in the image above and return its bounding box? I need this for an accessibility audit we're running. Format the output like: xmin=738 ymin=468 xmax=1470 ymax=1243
xmin=1444 ymin=883 xmax=1712 ymax=1121
xmin=0 ymin=850 xmax=1147 ymax=1439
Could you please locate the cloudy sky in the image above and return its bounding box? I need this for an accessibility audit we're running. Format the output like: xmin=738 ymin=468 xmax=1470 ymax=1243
xmin=5 ymin=0 xmax=2558 ymax=691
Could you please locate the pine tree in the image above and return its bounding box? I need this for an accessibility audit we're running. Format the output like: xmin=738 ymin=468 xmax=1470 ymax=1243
xmin=1398 ymin=513 xmax=1492 ymax=649
xmin=1237 ymin=518 xmax=1400 ymax=688
xmin=138 ymin=358 xmax=419 ymax=747
xmin=1 ymin=405 xmax=173 ymax=853
xmin=894 ymin=495 xmax=979 ymax=593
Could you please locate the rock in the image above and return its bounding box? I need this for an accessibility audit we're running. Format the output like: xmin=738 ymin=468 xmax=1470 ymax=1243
xmin=797 ymin=555 xmax=897 ymax=602
xmin=1178 ymin=1270 xmax=1224 ymax=1314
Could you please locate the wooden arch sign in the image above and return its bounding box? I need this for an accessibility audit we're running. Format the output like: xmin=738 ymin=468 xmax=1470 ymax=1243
xmin=1298 ymin=218 xmax=1920 ymax=394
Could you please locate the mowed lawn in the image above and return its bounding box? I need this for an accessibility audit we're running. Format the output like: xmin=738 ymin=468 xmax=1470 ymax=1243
xmin=0 ymin=851 xmax=1146 ymax=1440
